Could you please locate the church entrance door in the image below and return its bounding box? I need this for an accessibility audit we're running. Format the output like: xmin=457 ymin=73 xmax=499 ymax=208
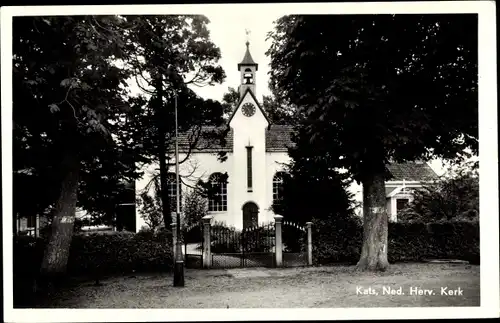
xmin=242 ymin=202 xmax=259 ymax=229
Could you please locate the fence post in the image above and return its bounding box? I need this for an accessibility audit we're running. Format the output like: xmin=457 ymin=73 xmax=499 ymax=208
xmin=202 ymin=215 xmax=212 ymax=269
xmin=274 ymin=215 xmax=283 ymax=267
xmin=171 ymin=222 xmax=178 ymax=261
xmin=305 ymin=222 xmax=313 ymax=266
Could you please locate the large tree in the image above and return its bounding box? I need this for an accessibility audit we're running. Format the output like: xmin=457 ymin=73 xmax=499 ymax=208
xmin=271 ymin=126 xmax=356 ymax=223
xmin=221 ymin=87 xmax=240 ymax=118
xmin=121 ymin=15 xmax=227 ymax=228
xmin=13 ymin=16 xmax=136 ymax=279
xmin=267 ymin=14 xmax=478 ymax=271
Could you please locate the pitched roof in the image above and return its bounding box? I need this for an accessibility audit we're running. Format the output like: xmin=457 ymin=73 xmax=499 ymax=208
xmin=176 ymin=124 xmax=296 ymax=153
xmin=176 ymin=125 xmax=438 ymax=183
xmin=175 ymin=126 xmax=233 ymax=152
xmin=386 ymin=162 xmax=438 ymax=181
xmin=265 ymin=125 xmax=296 ymax=152
xmin=238 ymin=41 xmax=258 ymax=70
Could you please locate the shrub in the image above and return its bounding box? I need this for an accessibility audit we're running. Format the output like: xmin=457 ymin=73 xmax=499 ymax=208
xmin=312 ymin=215 xmax=479 ymax=265
xmin=398 ymin=161 xmax=479 ymax=223
xmin=68 ymin=229 xmax=173 ymax=276
xmin=13 ymin=230 xmax=174 ymax=283
xmin=136 ymin=175 xmax=164 ymax=231
xmin=282 ymin=223 xmax=307 ymax=252
xmin=14 ymin=230 xmax=173 ymax=307
xmin=312 ymin=213 xmax=363 ymax=265
xmin=182 ymin=190 xmax=208 ymax=228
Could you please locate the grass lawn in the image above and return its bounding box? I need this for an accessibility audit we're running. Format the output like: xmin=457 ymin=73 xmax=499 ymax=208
xmin=36 ymin=263 xmax=479 ymax=308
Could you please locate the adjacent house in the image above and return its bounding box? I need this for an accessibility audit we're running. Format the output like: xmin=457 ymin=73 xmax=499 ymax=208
xmin=384 ymin=162 xmax=438 ymax=222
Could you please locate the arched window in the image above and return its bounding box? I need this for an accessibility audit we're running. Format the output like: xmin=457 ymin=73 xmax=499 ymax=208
xmin=166 ymin=173 xmax=182 ymax=212
xmin=273 ymin=172 xmax=286 ymax=206
xmin=243 ymin=68 xmax=254 ymax=84
xmin=208 ymin=172 xmax=228 ymax=212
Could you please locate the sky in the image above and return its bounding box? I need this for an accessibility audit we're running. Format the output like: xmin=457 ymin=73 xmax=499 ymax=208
xmin=193 ymin=12 xmax=280 ymax=102
xmin=127 ymin=12 xmax=280 ymax=103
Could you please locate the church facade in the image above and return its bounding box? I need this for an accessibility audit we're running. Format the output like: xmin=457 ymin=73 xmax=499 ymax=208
xmin=134 ymin=42 xmax=438 ymax=232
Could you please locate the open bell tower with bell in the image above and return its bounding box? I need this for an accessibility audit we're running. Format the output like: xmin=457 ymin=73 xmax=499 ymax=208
xmin=238 ymin=29 xmax=258 ymax=98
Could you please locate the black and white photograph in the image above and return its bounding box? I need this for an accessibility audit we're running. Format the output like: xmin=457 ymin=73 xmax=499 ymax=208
xmin=1 ymin=2 xmax=498 ymax=321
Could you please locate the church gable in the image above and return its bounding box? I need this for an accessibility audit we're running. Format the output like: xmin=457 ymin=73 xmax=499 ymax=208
xmin=227 ymin=88 xmax=270 ymax=126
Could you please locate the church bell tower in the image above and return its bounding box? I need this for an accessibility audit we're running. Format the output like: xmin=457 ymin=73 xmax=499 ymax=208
xmin=238 ymin=41 xmax=258 ymax=98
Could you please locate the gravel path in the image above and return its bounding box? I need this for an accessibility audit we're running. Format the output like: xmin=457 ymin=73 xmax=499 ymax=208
xmin=36 ymin=263 xmax=480 ymax=308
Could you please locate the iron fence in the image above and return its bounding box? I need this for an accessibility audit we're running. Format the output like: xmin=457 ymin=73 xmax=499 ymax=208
xmin=210 ymin=222 xmax=276 ymax=269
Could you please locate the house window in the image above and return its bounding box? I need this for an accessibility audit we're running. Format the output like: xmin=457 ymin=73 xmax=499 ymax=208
xmin=208 ymin=172 xmax=228 ymax=212
xmin=247 ymin=146 xmax=253 ymax=191
xmin=166 ymin=173 xmax=182 ymax=212
xmin=273 ymin=172 xmax=286 ymax=206
xmin=396 ymin=198 xmax=409 ymax=213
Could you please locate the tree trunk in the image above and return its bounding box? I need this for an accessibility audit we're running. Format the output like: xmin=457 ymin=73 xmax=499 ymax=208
xmin=13 ymin=213 xmax=18 ymax=237
xmin=39 ymin=150 xmax=79 ymax=284
xmin=156 ymin=72 xmax=172 ymax=229
xmin=356 ymin=170 xmax=390 ymax=271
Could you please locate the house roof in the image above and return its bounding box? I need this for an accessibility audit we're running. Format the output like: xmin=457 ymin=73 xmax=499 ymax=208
xmin=386 ymin=162 xmax=438 ymax=181
xmin=238 ymin=41 xmax=258 ymax=70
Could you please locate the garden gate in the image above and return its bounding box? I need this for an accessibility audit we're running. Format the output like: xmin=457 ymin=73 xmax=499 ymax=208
xmin=179 ymin=216 xmax=312 ymax=269
xmin=210 ymin=223 xmax=275 ymax=269
xmin=182 ymin=222 xmax=204 ymax=269
xmin=281 ymin=221 xmax=308 ymax=267
xmin=205 ymin=216 xmax=312 ymax=269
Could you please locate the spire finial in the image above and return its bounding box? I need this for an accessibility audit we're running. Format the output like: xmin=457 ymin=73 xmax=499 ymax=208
xmin=245 ymin=28 xmax=251 ymax=47
xmin=238 ymin=29 xmax=258 ymax=71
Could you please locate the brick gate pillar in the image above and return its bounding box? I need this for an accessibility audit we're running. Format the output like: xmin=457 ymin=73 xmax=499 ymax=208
xmin=202 ymin=215 xmax=212 ymax=269
xmin=306 ymin=221 xmax=313 ymax=266
xmin=274 ymin=215 xmax=283 ymax=267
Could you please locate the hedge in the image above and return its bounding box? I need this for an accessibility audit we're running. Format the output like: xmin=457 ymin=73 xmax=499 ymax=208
xmin=13 ymin=229 xmax=174 ymax=280
xmin=13 ymin=229 xmax=174 ymax=307
xmin=312 ymin=216 xmax=479 ymax=265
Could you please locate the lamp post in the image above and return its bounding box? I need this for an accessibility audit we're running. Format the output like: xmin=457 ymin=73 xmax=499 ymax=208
xmin=170 ymin=66 xmax=185 ymax=287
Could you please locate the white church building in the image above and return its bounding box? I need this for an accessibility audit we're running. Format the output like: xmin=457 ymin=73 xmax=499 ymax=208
xmin=134 ymin=42 xmax=438 ymax=232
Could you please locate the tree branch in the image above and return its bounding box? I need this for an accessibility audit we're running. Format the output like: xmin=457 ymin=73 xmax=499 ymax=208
xmin=166 ymin=125 xmax=202 ymax=166
xmin=57 ymin=85 xmax=82 ymax=125
xmin=134 ymin=73 xmax=156 ymax=95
